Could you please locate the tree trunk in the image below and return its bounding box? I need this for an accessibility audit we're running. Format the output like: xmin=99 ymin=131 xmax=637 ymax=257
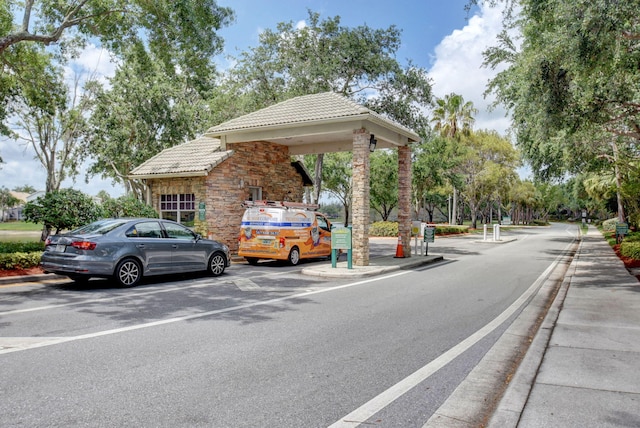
xmin=343 ymin=203 xmax=350 ymax=226
xmin=312 ymin=154 xmax=324 ymax=205
xmin=451 ymin=189 xmax=458 ymax=224
xmin=611 ymin=141 xmax=626 ymax=223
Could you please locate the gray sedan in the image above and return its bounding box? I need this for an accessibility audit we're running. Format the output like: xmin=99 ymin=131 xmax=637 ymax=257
xmin=41 ymin=218 xmax=231 ymax=287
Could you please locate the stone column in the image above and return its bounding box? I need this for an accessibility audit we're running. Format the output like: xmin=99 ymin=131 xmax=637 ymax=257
xmin=351 ymin=128 xmax=370 ymax=266
xmin=398 ymin=144 xmax=412 ymax=258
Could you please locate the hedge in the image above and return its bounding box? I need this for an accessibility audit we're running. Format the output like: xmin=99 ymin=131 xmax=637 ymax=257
xmin=0 ymin=252 xmax=42 ymax=270
xmin=0 ymin=242 xmax=44 ymax=270
xmin=601 ymin=218 xmax=620 ymax=232
xmin=620 ymin=241 xmax=640 ymax=260
xmin=0 ymin=241 xmax=44 ymax=253
xmin=369 ymin=221 xmax=469 ymax=237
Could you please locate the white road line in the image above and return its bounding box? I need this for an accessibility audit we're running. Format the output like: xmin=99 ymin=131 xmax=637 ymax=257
xmin=0 ymin=271 xmax=409 ymax=355
xmin=328 ymin=242 xmax=571 ymax=428
xmin=233 ymin=278 xmax=261 ymax=291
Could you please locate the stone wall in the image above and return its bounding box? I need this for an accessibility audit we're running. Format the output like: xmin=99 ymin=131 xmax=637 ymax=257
xmin=148 ymin=141 xmax=305 ymax=253
xmin=398 ymin=145 xmax=412 ymax=258
xmin=351 ymin=128 xmax=370 ymax=266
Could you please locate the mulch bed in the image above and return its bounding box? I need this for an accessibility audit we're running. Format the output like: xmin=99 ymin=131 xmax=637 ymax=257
xmin=0 ymin=266 xmax=45 ymax=278
xmin=613 ymin=244 xmax=640 ymax=282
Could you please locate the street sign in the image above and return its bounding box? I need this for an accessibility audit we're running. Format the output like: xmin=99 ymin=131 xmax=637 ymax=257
xmin=331 ymin=227 xmax=352 ymax=250
xmin=424 ymin=225 xmax=435 ymax=243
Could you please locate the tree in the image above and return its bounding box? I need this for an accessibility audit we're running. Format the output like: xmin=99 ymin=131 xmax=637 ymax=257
xmin=23 ymin=188 xmax=102 ymax=240
xmin=12 ymin=185 xmax=36 ymax=194
xmin=0 ymin=187 xmax=20 ymax=221
xmin=430 ymin=93 xmax=478 ymax=223
xmin=412 ymin=134 xmax=463 ymax=222
xmin=483 ymin=0 xmax=640 ymax=224
xmin=319 ymin=152 xmax=353 ymax=225
xmin=1 ymin=0 xmax=234 ymax=147
xmin=13 ymin=68 xmax=94 ymax=193
xmin=85 ymin=44 xmax=215 ymax=197
xmin=508 ymin=180 xmax=537 ymax=225
xmin=370 ymin=150 xmax=398 ymax=221
xmin=101 ymin=195 xmax=158 ymax=218
xmin=0 ymin=1 xmax=234 ymax=81
xmin=225 ymin=10 xmax=432 ymax=203
xmin=457 ymin=130 xmax=519 ymax=229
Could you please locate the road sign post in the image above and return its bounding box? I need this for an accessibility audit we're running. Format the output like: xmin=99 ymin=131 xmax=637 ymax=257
xmin=331 ymin=226 xmax=352 ymax=269
xmin=423 ymin=224 xmax=435 ymax=256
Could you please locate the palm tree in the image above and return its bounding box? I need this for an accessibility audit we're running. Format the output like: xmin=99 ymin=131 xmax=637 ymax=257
xmin=430 ymin=93 xmax=477 ymax=224
xmin=431 ymin=93 xmax=477 ymax=139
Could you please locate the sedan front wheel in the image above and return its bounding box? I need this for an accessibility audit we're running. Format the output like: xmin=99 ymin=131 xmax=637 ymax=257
xmin=208 ymin=252 xmax=227 ymax=276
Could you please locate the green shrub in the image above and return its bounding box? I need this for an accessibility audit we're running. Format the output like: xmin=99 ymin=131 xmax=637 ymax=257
xmin=369 ymin=221 xmax=470 ymax=237
xmin=601 ymin=218 xmax=619 ymax=232
xmin=0 ymin=252 xmax=42 ymax=269
xmin=623 ymin=232 xmax=640 ymax=243
xmin=436 ymin=225 xmax=469 ymax=234
xmin=0 ymin=241 xmax=45 ymax=254
xmin=101 ymin=196 xmax=159 ymax=218
xmin=620 ymin=241 xmax=640 ymax=260
xmin=530 ymin=219 xmax=550 ymax=226
xmin=370 ymin=221 xmax=398 ymax=237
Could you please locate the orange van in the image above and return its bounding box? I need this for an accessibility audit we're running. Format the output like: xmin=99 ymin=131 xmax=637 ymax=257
xmin=238 ymin=201 xmax=332 ymax=265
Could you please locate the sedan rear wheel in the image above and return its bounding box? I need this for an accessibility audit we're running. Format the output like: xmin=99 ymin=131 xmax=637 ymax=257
xmin=208 ymin=252 xmax=227 ymax=276
xmin=115 ymin=258 xmax=142 ymax=287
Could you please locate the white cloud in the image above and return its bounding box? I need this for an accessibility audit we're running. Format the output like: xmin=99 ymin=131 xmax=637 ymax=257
xmin=428 ymin=4 xmax=511 ymax=135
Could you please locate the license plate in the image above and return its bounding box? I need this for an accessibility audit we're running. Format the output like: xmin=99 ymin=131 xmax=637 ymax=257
xmin=261 ymin=239 xmax=272 ymax=245
xmin=55 ymin=244 xmax=66 ymax=252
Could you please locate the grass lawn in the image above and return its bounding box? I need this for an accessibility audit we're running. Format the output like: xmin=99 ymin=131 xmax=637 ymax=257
xmin=0 ymin=222 xmax=42 ymax=242
xmin=0 ymin=221 xmax=42 ymax=231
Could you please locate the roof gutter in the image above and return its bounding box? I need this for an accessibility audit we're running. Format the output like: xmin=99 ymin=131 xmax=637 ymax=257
xmin=127 ymin=170 xmax=209 ymax=180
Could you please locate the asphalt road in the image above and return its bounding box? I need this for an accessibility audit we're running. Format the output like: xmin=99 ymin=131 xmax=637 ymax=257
xmin=0 ymin=224 xmax=578 ymax=427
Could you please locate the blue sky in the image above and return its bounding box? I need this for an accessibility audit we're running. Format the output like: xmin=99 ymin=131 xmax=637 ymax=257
xmin=0 ymin=0 xmax=513 ymax=197
xmin=217 ymin=0 xmax=479 ymax=69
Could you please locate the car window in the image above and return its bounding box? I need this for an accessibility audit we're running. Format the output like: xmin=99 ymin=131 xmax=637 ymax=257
xmin=125 ymin=221 xmax=163 ymax=238
xmin=72 ymin=219 xmax=129 ymax=235
xmin=163 ymin=222 xmax=196 ymax=239
xmin=316 ymin=215 xmax=330 ymax=231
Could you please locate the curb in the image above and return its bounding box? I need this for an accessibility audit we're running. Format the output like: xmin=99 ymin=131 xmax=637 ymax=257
xmin=300 ymin=255 xmax=444 ymax=278
xmin=0 ymin=273 xmax=66 ymax=286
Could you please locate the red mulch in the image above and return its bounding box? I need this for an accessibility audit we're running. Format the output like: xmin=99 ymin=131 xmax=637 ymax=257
xmin=613 ymin=244 xmax=640 ymax=268
xmin=0 ymin=266 xmax=44 ymax=278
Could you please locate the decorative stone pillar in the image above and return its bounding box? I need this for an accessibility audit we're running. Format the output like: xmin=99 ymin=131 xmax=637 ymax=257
xmin=398 ymin=144 xmax=412 ymax=258
xmin=351 ymin=128 xmax=370 ymax=266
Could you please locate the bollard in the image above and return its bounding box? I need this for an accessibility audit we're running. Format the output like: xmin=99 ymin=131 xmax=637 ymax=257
xmin=483 ymin=224 xmax=488 ymax=241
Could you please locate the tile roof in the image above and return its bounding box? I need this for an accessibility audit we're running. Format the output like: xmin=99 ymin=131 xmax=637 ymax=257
xmin=129 ymin=136 xmax=232 ymax=178
xmin=205 ymin=92 xmax=419 ymax=140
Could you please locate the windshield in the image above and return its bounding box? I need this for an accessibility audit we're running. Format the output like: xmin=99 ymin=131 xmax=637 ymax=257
xmin=71 ymin=219 xmax=129 ymax=235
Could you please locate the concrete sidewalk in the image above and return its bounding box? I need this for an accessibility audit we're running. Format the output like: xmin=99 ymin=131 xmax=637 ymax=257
xmin=489 ymin=227 xmax=640 ymax=427
xmin=301 ymin=253 xmax=444 ymax=278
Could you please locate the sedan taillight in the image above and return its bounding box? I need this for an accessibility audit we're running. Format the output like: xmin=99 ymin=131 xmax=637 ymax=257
xmin=71 ymin=241 xmax=97 ymax=251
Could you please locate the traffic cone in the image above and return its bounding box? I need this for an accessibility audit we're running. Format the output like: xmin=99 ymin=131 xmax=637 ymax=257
xmin=394 ymin=234 xmax=405 ymax=258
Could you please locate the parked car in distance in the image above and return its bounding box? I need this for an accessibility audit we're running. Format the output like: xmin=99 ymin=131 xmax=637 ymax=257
xmin=41 ymin=218 xmax=231 ymax=287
